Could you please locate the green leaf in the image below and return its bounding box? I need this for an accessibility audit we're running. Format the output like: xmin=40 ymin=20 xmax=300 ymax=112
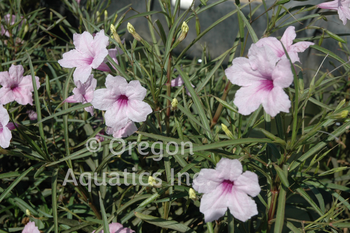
xmin=135 ymin=212 xmax=196 ymax=232
xmin=99 ymin=192 xmax=110 ymax=233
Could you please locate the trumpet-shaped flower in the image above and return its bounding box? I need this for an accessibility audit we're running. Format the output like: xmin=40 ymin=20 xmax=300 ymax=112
xmin=92 ymin=222 xmax=134 ymax=233
xmin=225 ymin=43 xmax=293 ymax=117
xmin=0 ymin=64 xmax=40 ymax=105
xmin=318 ymin=0 xmax=350 ymax=25
xmin=58 ymin=30 xmax=109 ymax=83
xmin=255 ymin=26 xmax=314 ymax=63
xmin=92 ymin=75 xmax=152 ymax=131
xmin=193 ymin=158 xmax=260 ymax=222
xmin=65 ymin=75 xmax=96 ymax=116
xmin=22 ymin=221 xmax=40 ymax=233
xmin=0 ymin=105 xmax=12 ymax=149
xmin=106 ymin=121 xmax=137 ymax=138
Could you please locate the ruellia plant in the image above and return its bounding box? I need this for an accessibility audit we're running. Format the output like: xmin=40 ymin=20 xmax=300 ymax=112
xmin=1 ymin=0 xmax=350 ymax=232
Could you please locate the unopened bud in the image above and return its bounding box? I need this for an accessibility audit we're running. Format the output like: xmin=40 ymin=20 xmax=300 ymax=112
xmin=148 ymin=176 xmax=161 ymax=188
xmin=189 ymin=188 xmax=197 ymax=200
xmin=333 ymin=110 xmax=349 ymax=119
xmin=110 ymin=24 xmax=122 ymax=45
xmin=127 ymin=22 xmax=142 ymax=42
xmin=96 ymin=11 xmax=100 ymax=23
xmin=178 ymin=21 xmax=189 ymax=42
xmin=171 ymin=98 xmax=178 ymax=110
xmin=221 ymin=124 xmax=234 ymax=139
xmin=26 ymin=209 xmax=31 ymax=216
xmin=104 ymin=10 xmax=108 ymax=19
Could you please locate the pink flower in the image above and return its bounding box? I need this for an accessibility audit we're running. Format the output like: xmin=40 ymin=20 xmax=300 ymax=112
xmin=65 ymin=75 xmax=97 ymax=116
xmin=171 ymin=76 xmax=195 ymax=96
xmin=255 ymin=26 xmax=314 ymax=63
xmin=26 ymin=110 xmax=37 ymax=121
xmin=0 ymin=105 xmax=12 ymax=148
xmin=1 ymin=14 xmax=25 ymax=37
xmin=318 ymin=0 xmax=350 ymax=25
xmin=96 ymin=47 xmax=123 ymax=72
xmin=106 ymin=121 xmax=137 ymax=138
xmin=92 ymin=75 xmax=152 ymax=132
xmin=92 ymin=222 xmax=134 ymax=233
xmin=193 ymin=158 xmax=260 ymax=222
xmin=58 ymin=30 xmax=109 ymax=83
xmin=0 ymin=64 xmax=40 ymax=105
xmin=22 ymin=221 xmax=40 ymax=233
xmin=225 ymin=43 xmax=293 ymax=117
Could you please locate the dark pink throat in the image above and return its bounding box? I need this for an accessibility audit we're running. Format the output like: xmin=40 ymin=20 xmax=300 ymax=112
xmin=117 ymin=94 xmax=129 ymax=107
xmin=260 ymin=79 xmax=274 ymax=91
xmin=222 ymin=180 xmax=234 ymax=194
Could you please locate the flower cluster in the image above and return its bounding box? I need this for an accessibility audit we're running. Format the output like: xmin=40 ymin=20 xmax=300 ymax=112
xmin=59 ymin=30 xmax=152 ymax=139
xmin=225 ymin=26 xmax=313 ymax=117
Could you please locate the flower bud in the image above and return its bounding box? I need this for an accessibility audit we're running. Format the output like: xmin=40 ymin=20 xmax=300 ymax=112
xmin=104 ymin=10 xmax=108 ymax=19
xmin=221 ymin=124 xmax=234 ymax=139
xmin=171 ymin=98 xmax=178 ymax=110
xmin=189 ymin=188 xmax=197 ymax=200
xmin=96 ymin=11 xmax=100 ymax=23
xmin=110 ymin=24 xmax=122 ymax=45
xmin=333 ymin=110 xmax=349 ymax=119
xmin=26 ymin=209 xmax=31 ymax=216
xmin=127 ymin=22 xmax=143 ymax=42
xmin=148 ymin=176 xmax=161 ymax=188
xmin=177 ymin=21 xmax=189 ymax=42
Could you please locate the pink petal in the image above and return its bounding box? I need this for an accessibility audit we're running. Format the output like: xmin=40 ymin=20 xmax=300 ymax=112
xmin=0 ymin=88 xmax=16 ymax=105
xmin=73 ymin=31 xmax=94 ymax=54
xmin=12 ymin=88 xmax=34 ymax=105
xmin=0 ymin=71 xmax=10 ymax=86
xmin=199 ymin=186 xmax=231 ymax=222
xmin=104 ymin=105 xmax=129 ymax=131
xmin=91 ymin=30 xmax=109 ymax=69
xmin=73 ymin=65 xmax=92 ymax=83
xmin=318 ymin=0 xmax=339 ymax=10
xmin=0 ymin=126 xmax=11 ymax=148
xmin=18 ymin=75 xmax=40 ymax=92
xmin=0 ymin=105 xmax=9 ymax=126
xmin=248 ymin=44 xmax=280 ymax=75
xmin=171 ymin=76 xmax=185 ymax=87
xmin=255 ymin=37 xmax=284 ymax=58
xmin=65 ymin=95 xmax=78 ymax=103
xmin=234 ymin=171 xmax=261 ymax=197
xmin=192 ymin=169 xmax=222 ymax=194
xmin=261 ymin=87 xmax=291 ymax=117
xmin=125 ymin=80 xmax=147 ymax=100
xmin=112 ymin=121 xmax=137 ymax=138
xmin=271 ymin=57 xmax=293 ymax=88
xmin=233 ymin=83 xmax=267 ymax=116
xmin=92 ymin=89 xmax=119 ymax=110
xmin=280 ymin=26 xmax=296 ymax=49
xmin=228 ymin=189 xmax=258 ymax=222
xmin=22 ymin=221 xmax=40 ymax=233
xmin=215 ymin=158 xmax=243 ymax=181
xmin=126 ymin=99 xmax=152 ymax=123
xmin=225 ymin=57 xmax=265 ymax=87
xmin=85 ymin=106 xmax=94 ymax=116
xmin=6 ymin=122 xmax=16 ymax=131
xmin=9 ymin=64 xmax=24 ymax=83
xmin=105 ymin=75 xmax=127 ymax=89
xmin=58 ymin=50 xmax=88 ymax=68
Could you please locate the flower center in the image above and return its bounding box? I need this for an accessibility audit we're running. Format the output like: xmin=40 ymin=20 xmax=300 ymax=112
xmin=260 ymin=79 xmax=274 ymax=91
xmin=221 ymin=180 xmax=234 ymax=194
xmin=83 ymin=56 xmax=94 ymax=65
xmin=117 ymin=94 xmax=129 ymax=107
xmin=10 ymin=83 xmax=18 ymax=91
